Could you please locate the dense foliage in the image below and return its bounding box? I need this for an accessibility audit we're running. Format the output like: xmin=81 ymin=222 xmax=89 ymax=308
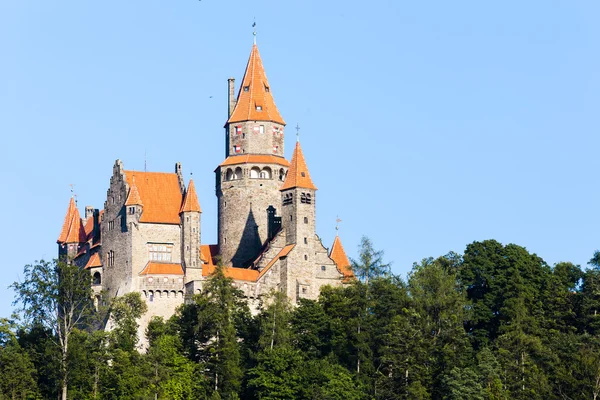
xmin=3 ymin=238 xmax=600 ymax=399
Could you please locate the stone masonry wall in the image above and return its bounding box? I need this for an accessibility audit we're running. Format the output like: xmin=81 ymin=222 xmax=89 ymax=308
xmin=227 ymin=121 xmax=285 ymax=157
xmin=217 ymin=162 xmax=288 ymax=267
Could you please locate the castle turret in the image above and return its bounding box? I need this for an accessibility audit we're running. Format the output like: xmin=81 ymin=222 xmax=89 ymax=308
xmin=124 ymin=175 xmax=143 ymax=226
xmin=216 ymin=43 xmax=289 ymax=267
xmin=57 ymin=197 xmax=86 ymax=261
xmin=180 ymin=179 xmax=202 ymax=280
xmin=280 ymin=141 xmax=317 ymax=247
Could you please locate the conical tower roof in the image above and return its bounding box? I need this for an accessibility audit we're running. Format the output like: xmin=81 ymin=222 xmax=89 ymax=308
xmin=330 ymin=235 xmax=354 ymax=280
xmin=227 ymin=44 xmax=285 ymax=125
xmin=57 ymin=197 xmax=86 ymax=244
xmin=180 ymin=179 xmax=202 ymax=213
xmin=281 ymin=141 xmax=317 ymax=191
xmin=125 ymin=176 xmax=143 ymax=206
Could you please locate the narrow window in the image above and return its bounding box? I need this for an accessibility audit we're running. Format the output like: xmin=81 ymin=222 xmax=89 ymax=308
xmin=259 ymin=125 xmax=264 ymax=133
xmin=304 ymin=255 xmax=308 ymax=261
xmin=304 ymin=217 xmax=308 ymax=224
xmin=321 ymin=265 xmax=326 ymax=271
xmin=304 ymin=237 xmax=308 ymax=244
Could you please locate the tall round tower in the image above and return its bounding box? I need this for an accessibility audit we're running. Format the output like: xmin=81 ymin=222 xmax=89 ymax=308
xmin=216 ymin=43 xmax=288 ymax=268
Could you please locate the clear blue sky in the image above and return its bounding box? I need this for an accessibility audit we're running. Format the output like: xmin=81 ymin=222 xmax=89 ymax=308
xmin=1 ymin=1 xmax=599 ymax=318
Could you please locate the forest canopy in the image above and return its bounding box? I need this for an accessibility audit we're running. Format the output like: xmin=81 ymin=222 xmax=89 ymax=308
xmin=2 ymin=238 xmax=600 ymax=400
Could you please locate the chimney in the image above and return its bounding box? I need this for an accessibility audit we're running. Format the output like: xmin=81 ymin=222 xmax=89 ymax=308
xmin=228 ymin=77 xmax=236 ymax=118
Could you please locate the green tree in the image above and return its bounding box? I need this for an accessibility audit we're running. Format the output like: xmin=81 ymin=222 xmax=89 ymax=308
xmin=11 ymin=259 xmax=93 ymax=400
xmin=108 ymin=292 xmax=148 ymax=351
xmin=0 ymin=318 xmax=38 ymax=400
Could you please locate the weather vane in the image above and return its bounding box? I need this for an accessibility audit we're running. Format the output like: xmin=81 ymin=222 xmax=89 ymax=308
xmin=336 ymin=216 xmax=342 ymax=232
xmin=253 ymin=19 xmax=257 ymax=44
xmin=295 ymin=123 xmax=300 ymax=142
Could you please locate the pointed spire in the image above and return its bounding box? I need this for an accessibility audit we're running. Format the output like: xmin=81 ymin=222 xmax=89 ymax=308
xmin=57 ymin=197 xmax=86 ymax=244
xmin=330 ymin=235 xmax=354 ymax=280
xmin=125 ymin=176 xmax=143 ymax=206
xmin=180 ymin=179 xmax=202 ymax=213
xmin=227 ymin=44 xmax=285 ymax=125
xmin=281 ymin=141 xmax=317 ymax=191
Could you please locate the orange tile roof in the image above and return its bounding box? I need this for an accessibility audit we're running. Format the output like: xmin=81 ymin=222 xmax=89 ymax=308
xmin=125 ymin=176 xmax=143 ymax=206
xmin=124 ymin=171 xmax=183 ymax=224
xmin=85 ymin=253 xmax=102 ymax=269
xmin=219 ymin=155 xmax=290 ymax=168
xmin=227 ymin=44 xmax=285 ymax=125
xmin=180 ymin=179 xmax=201 ymax=213
xmin=257 ymin=244 xmax=295 ymax=279
xmin=139 ymin=262 xmax=184 ymax=275
xmin=201 ymin=244 xmax=261 ymax=281
xmin=280 ymin=142 xmax=317 ymax=191
xmin=330 ymin=236 xmax=354 ymax=280
xmin=57 ymin=197 xmax=87 ymax=244
xmin=83 ymin=215 xmax=94 ymax=240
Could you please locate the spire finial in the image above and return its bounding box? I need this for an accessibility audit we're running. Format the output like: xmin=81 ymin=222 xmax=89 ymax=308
xmin=335 ymin=216 xmax=342 ymax=234
xmin=252 ymin=19 xmax=257 ymax=44
xmin=70 ymin=183 xmax=74 ymax=198
xmin=295 ymin=123 xmax=300 ymax=142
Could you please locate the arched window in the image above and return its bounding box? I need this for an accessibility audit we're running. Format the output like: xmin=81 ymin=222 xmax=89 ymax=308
xmin=234 ymin=167 xmax=243 ymax=180
xmin=250 ymin=167 xmax=260 ymax=179
xmin=260 ymin=167 xmax=272 ymax=179
xmin=279 ymin=169 xmax=285 ymax=181
xmin=92 ymin=272 xmax=101 ymax=285
xmin=226 ymin=168 xmax=233 ymax=181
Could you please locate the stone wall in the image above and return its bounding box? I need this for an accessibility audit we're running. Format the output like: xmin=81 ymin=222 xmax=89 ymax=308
xmin=216 ymin=161 xmax=288 ymax=267
xmin=227 ymin=121 xmax=285 ymax=157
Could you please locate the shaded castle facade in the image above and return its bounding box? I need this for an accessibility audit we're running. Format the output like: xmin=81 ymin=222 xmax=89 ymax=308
xmin=57 ymin=43 xmax=354 ymax=333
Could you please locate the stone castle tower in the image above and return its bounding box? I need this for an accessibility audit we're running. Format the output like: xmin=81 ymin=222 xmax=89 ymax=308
xmin=56 ymin=41 xmax=354 ymax=341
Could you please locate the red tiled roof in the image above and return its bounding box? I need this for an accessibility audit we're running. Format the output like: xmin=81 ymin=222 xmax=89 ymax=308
xmin=227 ymin=44 xmax=285 ymax=125
xmin=257 ymin=244 xmax=295 ymax=279
xmin=280 ymin=142 xmax=317 ymax=191
xmin=219 ymin=155 xmax=290 ymax=168
xmin=139 ymin=262 xmax=184 ymax=275
xmin=123 ymin=171 xmax=183 ymax=224
xmin=180 ymin=179 xmax=201 ymax=213
xmin=57 ymin=197 xmax=86 ymax=244
xmin=85 ymin=253 xmax=102 ymax=269
xmin=125 ymin=176 xmax=143 ymax=206
xmin=330 ymin=236 xmax=354 ymax=280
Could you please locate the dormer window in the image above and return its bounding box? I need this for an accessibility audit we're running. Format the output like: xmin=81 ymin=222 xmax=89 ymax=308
xmin=301 ymin=172 xmax=306 ymax=177
xmin=265 ymin=85 xmax=270 ymax=92
xmin=256 ymin=105 xmax=262 ymax=111
xmin=243 ymin=86 xmax=249 ymax=92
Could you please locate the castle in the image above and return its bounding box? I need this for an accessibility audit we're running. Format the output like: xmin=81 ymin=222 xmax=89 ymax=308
xmin=56 ymin=41 xmax=354 ymax=335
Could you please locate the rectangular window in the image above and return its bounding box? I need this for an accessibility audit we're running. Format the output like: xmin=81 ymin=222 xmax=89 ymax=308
xmin=108 ymin=250 xmax=115 ymax=267
xmin=148 ymin=243 xmax=173 ymax=262
xmin=259 ymin=125 xmax=264 ymax=133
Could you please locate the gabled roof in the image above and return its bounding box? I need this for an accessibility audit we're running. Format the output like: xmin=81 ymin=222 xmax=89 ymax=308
xmin=180 ymin=179 xmax=201 ymax=213
xmin=123 ymin=171 xmax=183 ymax=224
xmin=125 ymin=176 xmax=143 ymax=206
xmin=219 ymin=155 xmax=290 ymax=168
xmin=139 ymin=262 xmax=184 ymax=276
xmin=227 ymin=44 xmax=285 ymax=125
xmin=85 ymin=253 xmax=102 ymax=269
xmin=57 ymin=197 xmax=86 ymax=244
xmin=330 ymin=236 xmax=354 ymax=280
xmin=281 ymin=142 xmax=317 ymax=191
